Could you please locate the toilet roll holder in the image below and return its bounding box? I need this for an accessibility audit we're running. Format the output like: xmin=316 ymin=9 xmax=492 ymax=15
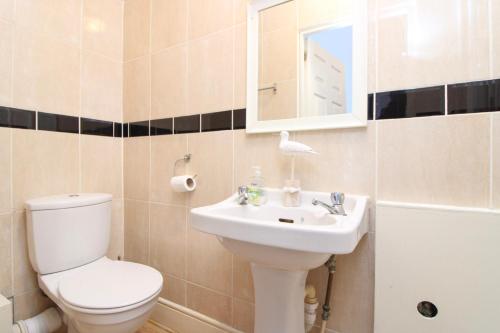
xmin=173 ymin=153 xmax=196 ymax=177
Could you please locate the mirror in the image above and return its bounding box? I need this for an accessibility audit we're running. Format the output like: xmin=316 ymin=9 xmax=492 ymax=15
xmin=247 ymin=0 xmax=367 ymax=133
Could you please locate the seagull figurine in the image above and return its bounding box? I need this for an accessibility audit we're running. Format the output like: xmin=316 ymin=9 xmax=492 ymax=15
xmin=279 ymin=131 xmax=318 ymax=155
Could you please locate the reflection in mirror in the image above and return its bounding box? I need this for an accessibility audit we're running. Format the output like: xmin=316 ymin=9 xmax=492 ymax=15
xmin=301 ymin=25 xmax=353 ymax=117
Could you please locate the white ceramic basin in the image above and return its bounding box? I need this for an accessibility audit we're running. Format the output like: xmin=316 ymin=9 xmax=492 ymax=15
xmin=190 ymin=188 xmax=369 ymax=333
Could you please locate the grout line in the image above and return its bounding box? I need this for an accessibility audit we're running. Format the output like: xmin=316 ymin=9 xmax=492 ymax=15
xmin=488 ymin=0 xmax=494 ymax=79
xmin=490 ymin=113 xmax=494 ymax=209
xmin=444 ymin=84 xmax=448 ymax=115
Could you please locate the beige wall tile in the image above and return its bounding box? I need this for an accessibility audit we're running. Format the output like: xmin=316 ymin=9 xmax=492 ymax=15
xmin=124 ymin=199 xmax=149 ymax=265
xmin=13 ymin=211 xmax=37 ymax=295
xmin=234 ymin=23 xmax=246 ymax=109
xmin=0 ymin=128 xmax=10 ymax=214
xmin=81 ymin=51 xmax=123 ymax=122
xmin=260 ymin=0 xmax=296 ymax=33
xmin=188 ymin=0 xmax=233 ymax=39
xmin=12 ymin=28 xmax=80 ymax=116
xmin=14 ymin=289 xmax=54 ymax=321
xmin=233 ymin=299 xmax=254 ymax=333
xmin=295 ymin=124 xmax=376 ymax=195
xmin=12 ymin=130 xmax=79 ymax=211
xmin=81 ymin=134 xmax=123 ymax=199
xmin=234 ymin=0 xmax=247 ymax=25
xmin=0 ymin=20 xmax=12 ymax=106
xmin=0 ymin=213 xmax=12 ymax=297
xmin=307 ymin=234 xmax=374 ymax=333
xmin=150 ymin=135 xmax=188 ymax=206
xmin=260 ymin=27 xmax=296 ymax=85
xmin=150 ymin=203 xmax=186 ymax=279
xmin=124 ymin=56 xmax=151 ymax=122
xmin=377 ymin=0 xmax=490 ymax=91
xmin=124 ymin=0 xmax=150 ymax=61
xmin=188 ymin=29 xmax=234 ymax=114
xmin=298 ymin=0 xmax=352 ymax=30
xmin=187 ymin=224 xmax=232 ymax=294
xmin=187 ymin=131 xmax=233 ymax=208
xmin=0 ymin=0 xmax=14 ymax=21
xmin=186 ymin=283 xmax=233 ymax=325
xmin=124 ymin=137 xmax=150 ymax=201
xmin=234 ymin=130 xmax=289 ymax=189
xmin=151 ymin=44 xmax=188 ymax=119
xmin=15 ymin=0 xmax=81 ymax=45
xmin=161 ymin=274 xmax=187 ymax=306
xmin=151 ymin=0 xmax=187 ymax=52
xmin=493 ymin=2 xmax=500 ymax=79
xmin=108 ymin=199 xmax=124 ymax=260
xmin=233 ymin=256 xmax=254 ymax=302
xmin=83 ymin=0 xmax=124 ymax=60
xmin=378 ymin=114 xmax=490 ymax=207
xmin=258 ymin=79 xmax=297 ymax=121
xmin=493 ymin=113 xmax=500 ymax=208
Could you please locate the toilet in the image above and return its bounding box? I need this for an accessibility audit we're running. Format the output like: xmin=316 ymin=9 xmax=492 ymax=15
xmin=25 ymin=193 xmax=163 ymax=333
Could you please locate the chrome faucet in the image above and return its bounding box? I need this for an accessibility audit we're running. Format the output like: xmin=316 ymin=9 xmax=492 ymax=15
xmin=312 ymin=192 xmax=346 ymax=216
xmin=237 ymin=186 xmax=249 ymax=205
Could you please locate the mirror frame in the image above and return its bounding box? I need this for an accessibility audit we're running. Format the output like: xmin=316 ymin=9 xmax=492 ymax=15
xmin=246 ymin=0 xmax=368 ymax=133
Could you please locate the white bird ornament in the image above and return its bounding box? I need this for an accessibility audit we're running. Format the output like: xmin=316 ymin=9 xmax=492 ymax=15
xmin=279 ymin=131 xmax=318 ymax=155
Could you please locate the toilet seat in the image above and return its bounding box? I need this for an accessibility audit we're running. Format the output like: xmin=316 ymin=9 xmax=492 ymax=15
xmin=59 ymin=260 xmax=162 ymax=311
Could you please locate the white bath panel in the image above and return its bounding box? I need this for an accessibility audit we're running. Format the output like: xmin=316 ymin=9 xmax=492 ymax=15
xmin=375 ymin=202 xmax=500 ymax=333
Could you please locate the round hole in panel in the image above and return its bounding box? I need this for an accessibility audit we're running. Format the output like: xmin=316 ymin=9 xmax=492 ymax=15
xmin=417 ymin=301 xmax=438 ymax=318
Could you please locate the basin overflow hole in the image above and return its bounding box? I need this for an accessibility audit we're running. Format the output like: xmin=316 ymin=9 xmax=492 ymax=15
xmin=278 ymin=218 xmax=294 ymax=224
xmin=417 ymin=301 xmax=438 ymax=318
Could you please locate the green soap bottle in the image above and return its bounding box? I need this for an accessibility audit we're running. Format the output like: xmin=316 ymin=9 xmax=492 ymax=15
xmin=248 ymin=166 xmax=267 ymax=206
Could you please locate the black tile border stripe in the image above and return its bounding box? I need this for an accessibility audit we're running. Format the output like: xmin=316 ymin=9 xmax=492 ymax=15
xmin=1 ymin=77 xmax=500 ymax=137
xmin=81 ymin=118 xmax=114 ymax=137
xmin=0 ymin=106 xmax=36 ymax=129
xmin=38 ymin=112 xmax=79 ymax=134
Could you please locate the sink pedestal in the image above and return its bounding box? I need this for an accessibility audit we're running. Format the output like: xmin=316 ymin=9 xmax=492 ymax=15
xmin=251 ymin=264 xmax=308 ymax=333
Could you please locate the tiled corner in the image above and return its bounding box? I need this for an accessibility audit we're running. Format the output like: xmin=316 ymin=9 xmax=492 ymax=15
xmin=0 ymin=213 xmax=12 ymax=297
xmin=82 ymin=0 xmax=124 ymax=61
xmin=151 ymin=0 xmax=188 ymax=52
xmin=12 ymin=130 xmax=79 ymax=211
xmin=123 ymin=56 xmax=151 ymax=123
xmin=124 ymin=199 xmax=149 ymax=265
xmin=124 ymin=136 xmax=150 ymax=201
xmin=81 ymin=135 xmax=123 ymax=198
xmin=149 ymin=203 xmax=187 ymax=279
xmin=493 ymin=113 xmax=500 ymax=208
xmin=186 ymin=283 xmax=233 ymax=326
xmin=13 ymin=288 xmax=54 ymax=321
xmin=151 ymin=44 xmax=188 ymax=119
xmin=123 ymin=0 xmax=151 ymax=61
xmin=233 ymin=298 xmax=255 ymax=333
xmin=377 ymin=114 xmax=490 ymax=207
xmin=81 ymin=51 xmax=123 ymax=122
xmin=160 ymin=274 xmax=187 ymax=307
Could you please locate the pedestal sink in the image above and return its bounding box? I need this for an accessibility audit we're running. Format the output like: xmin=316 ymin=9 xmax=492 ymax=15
xmin=190 ymin=188 xmax=369 ymax=333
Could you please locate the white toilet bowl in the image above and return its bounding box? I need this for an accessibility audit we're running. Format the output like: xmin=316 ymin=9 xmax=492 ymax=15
xmin=38 ymin=257 xmax=163 ymax=333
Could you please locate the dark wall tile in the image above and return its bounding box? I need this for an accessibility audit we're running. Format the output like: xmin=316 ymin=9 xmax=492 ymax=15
xmin=129 ymin=121 xmax=149 ymax=137
xmin=368 ymin=94 xmax=374 ymax=120
xmin=233 ymin=108 xmax=246 ymax=130
xmin=174 ymin=114 xmax=200 ymax=134
xmin=114 ymin=123 xmax=122 ymax=138
xmin=38 ymin=112 xmax=79 ymax=133
xmin=376 ymin=86 xmax=445 ymax=120
xmin=0 ymin=107 xmax=36 ymax=129
xmin=123 ymin=123 xmax=129 ymax=137
xmin=81 ymin=118 xmax=114 ymax=137
xmin=202 ymin=111 xmax=232 ymax=132
xmin=448 ymin=79 xmax=500 ymax=115
xmin=151 ymin=118 xmax=173 ymax=136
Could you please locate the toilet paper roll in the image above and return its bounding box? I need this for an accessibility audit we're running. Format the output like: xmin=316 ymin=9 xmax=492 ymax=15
xmin=170 ymin=175 xmax=197 ymax=192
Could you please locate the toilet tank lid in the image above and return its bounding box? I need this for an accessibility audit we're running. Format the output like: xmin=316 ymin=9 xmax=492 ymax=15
xmin=26 ymin=193 xmax=112 ymax=211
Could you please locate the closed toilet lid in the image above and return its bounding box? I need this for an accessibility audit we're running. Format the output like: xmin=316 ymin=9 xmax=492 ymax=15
xmin=58 ymin=260 xmax=163 ymax=310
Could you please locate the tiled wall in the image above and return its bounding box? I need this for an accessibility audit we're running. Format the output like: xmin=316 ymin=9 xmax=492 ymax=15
xmin=122 ymin=1 xmax=500 ymax=333
xmin=0 ymin=0 xmax=124 ymax=322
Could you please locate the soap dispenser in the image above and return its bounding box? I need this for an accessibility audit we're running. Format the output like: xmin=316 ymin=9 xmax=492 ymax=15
xmin=248 ymin=166 xmax=267 ymax=206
